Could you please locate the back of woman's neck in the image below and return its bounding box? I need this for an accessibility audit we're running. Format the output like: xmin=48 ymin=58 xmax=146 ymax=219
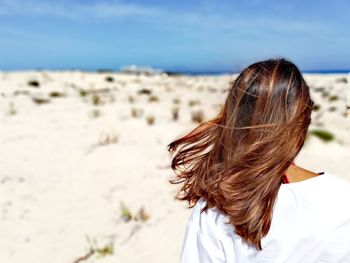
xmin=285 ymin=164 xmax=320 ymax=183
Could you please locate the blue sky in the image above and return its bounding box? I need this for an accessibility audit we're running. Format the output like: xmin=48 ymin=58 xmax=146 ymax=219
xmin=0 ymin=0 xmax=349 ymax=72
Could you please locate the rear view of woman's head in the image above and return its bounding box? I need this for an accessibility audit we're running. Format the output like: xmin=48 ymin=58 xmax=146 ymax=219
xmin=221 ymin=58 xmax=314 ymax=163
xmin=168 ymin=58 xmax=314 ymax=250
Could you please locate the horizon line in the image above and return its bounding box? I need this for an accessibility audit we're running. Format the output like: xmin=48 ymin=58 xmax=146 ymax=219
xmin=1 ymin=67 xmax=349 ymax=75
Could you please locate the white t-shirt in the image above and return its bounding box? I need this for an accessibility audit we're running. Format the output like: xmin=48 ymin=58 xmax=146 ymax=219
xmin=180 ymin=172 xmax=350 ymax=262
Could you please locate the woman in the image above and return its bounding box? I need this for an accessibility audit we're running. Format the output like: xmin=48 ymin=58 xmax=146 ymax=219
xmin=167 ymin=58 xmax=350 ymax=262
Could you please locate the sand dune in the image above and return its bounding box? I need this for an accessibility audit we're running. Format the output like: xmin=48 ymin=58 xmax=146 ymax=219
xmin=0 ymin=71 xmax=349 ymax=262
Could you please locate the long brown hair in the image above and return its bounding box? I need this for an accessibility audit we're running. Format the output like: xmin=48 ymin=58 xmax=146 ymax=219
xmin=167 ymin=58 xmax=314 ymax=250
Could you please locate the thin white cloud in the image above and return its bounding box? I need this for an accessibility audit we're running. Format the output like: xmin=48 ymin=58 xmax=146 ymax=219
xmin=0 ymin=0 xmax=330 ymax=38
xmin=0 ymin=0 xmax=161 ymax=19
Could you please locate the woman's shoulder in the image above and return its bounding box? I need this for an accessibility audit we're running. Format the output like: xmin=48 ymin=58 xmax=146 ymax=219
xmin=284 ymin=172 xmax=350 ymax=202
xmin=187 ymin=173 xmax=350 ymax=241
xmin=277 ymin=172 xmax=350 ymax=235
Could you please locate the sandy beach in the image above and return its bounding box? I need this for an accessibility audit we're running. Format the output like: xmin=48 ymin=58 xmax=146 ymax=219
xmin=0 ymin=71 xmax=349 ymax=263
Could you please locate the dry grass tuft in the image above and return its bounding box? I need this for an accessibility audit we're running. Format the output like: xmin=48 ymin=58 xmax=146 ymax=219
xmin=191 ymin=109 xmax=204 ymax=123
xmin=27 ymin=80 xmax=40 ymax=87
xmin=146 ymin=115 xmax=155 ymax=125
xmin=128 ymin=95 xmax=135 ymax=103
xmin=49 ymin=91 xmax=67 ymax=98
xmin=173 ymin=97 xmax=180 ymax=104
xmin=90 ymin=109 xmax=101 ymax=119
xmin=188 ymin=99 xmax=200 ymax=107
xmin=98 ymin=132 xmax=119 ymax=145
xmin=148 ymin=95 xmax=159 ymax=102
xmin=32 ymin=96 xmax=50 ymax=105
xmin=131 ymin=107 xmax=144 ymax=118
xmin=91 ymin=94 xmax=104 ymax=106
xmin=134 ymin=206 xmax=150 ymax=222
xmin=105 ymin=76 xmax=114 ymax=82
xmin=138 ymin=89 xmax=152 ymax=95
xmin=7 ymin=102 xmax=17 ymax=116
xmin=79 ymin=89 xmax=89 ymax=97
xmin=171 ymin=106 xmax=180 ymax=121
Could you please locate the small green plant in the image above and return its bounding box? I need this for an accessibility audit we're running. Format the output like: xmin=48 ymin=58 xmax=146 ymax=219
xmin=309 ymin=129 xmax=335 ymax=142
xmin=79 ymin=89 xmax=89 ymax=97
xmin=120 ymin=201 xmax=132 ymax=222
xmin=74 ymin=236 xmax=114 ymax=262
xmin=95 ymin=241 xmax=114 ymax=258
xmin=329 ymin=95 xmax=339 ymax=102
xmin=118 ymin=201 xmax=150 ymax=224
xmin=91 ymin=94 xmax=103 ymax=106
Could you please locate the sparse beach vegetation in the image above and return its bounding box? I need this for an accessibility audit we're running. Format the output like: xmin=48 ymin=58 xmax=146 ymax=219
xmin=98 ymin=132 xmax=119 ymax=145
xmin=171 ymin=106 xmax=180 ymax=121
xmin=309 ymin=129 xmax=335 ymax=142
xmin=105 ymin=76 xmax=114 ymax=82
xmin=27 ymin=80 xmax=40 ymax=87
xmin=90 ymin=109 xmax=101 ymax=118
xmin=312 ymin=104 xmax=321 ymax=111
xmin=7 ymin=102 xmax=17 ymax=116
xmin=49 ymin=91 xmax=67 ymax=98
xmin=120 ymin=201 xmax=132 ymax=222
xmin=329 ymin=95 xmax=339 ymax=102
xmin=191 ymin=109 xmax=204 ymax=123
xmin=79 ymin=89 xmax=89 ymax=97
xmin=138 ymin=88 xmax=152 ymax=95
xmin=188 ymin=99 xmax=200 ymax=107
xmin=91 ymin=94 xmax=103 ymax=106
xmin=32 ymin=96 xmax=50 ymax=105
xmin=173 ymin=97 xmax=180 ymax=104
xmin=131 ymin=107 xmax=143 ymax=118
xmin=148 ymin=95 xmax=159 ymax=102
xmin=146 ymin=115 xmax=155 ymax=125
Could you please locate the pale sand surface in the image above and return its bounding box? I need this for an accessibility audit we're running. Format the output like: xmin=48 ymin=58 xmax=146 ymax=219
xmin=0 ymin=71 xmax=349 ymax=262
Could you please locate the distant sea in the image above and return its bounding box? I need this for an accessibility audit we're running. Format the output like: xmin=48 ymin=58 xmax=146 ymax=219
xmin=175 ymin=69 xmax=350 ymax=76
xmin=1 ymin=68 xmax=349 ymax=76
